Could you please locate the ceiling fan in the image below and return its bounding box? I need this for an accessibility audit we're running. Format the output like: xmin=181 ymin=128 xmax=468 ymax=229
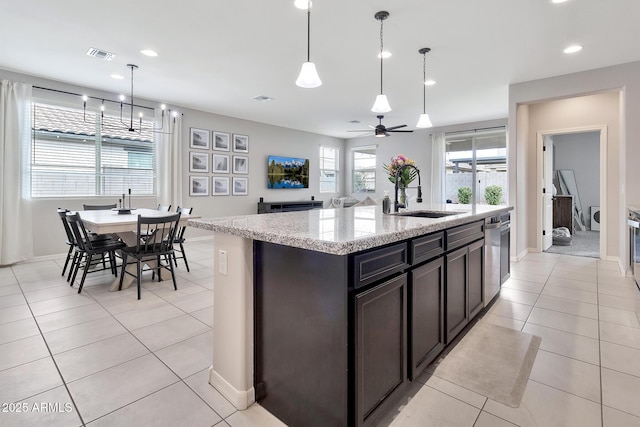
xmin=348 ymin=115 xmax=414 ymax=137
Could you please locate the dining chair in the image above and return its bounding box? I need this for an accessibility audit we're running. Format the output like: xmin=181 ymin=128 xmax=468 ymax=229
xmin=57 ymin=208 xmax=114 ymax=278
xmin=83 ymin=203 xmax=117 ymax=210
xmin=119 ymin=212 xmax=182 ymax=300
xmin=172 ymin=207 xmax=193 ymax=272
xmin=66 ymin=212 xmax=126 ymax=294
xmin=157 ymin=204 xmax=171 ymax=212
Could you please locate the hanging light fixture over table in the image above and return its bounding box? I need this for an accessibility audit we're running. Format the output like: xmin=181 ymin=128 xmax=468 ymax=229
xmin=295 ymin=0 xmax=322 ymax=88
xmin=82 ymin=64 xmax=178 ymax=135
xmin=371 ymin=11 xmax=391 ymax=113
xmin=416 ymin=47 xmax=433 ymax=128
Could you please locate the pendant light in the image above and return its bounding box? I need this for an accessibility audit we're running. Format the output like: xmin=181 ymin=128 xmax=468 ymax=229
xmin=416 ymin=48 xmax=433 ymax=128
xmin=371 ymin=11 xmax=391 ymax=113
xmin=295 ymin=0 xmax=322 ymax=88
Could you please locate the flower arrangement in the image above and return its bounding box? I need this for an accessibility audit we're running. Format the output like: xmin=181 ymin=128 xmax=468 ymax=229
xmin=383 ymin=154 xmax=419 ymax=188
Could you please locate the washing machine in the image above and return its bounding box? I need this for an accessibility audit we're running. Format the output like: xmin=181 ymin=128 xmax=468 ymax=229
xmin=591 ymin=206 xmax=601 ymax=231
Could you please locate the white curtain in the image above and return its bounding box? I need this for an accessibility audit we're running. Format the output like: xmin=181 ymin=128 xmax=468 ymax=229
xmin=0 ymin=80 xmax=33 ymax=265
xmin=156 ymin=109 xmax=183 ymax=210
xmin=430 ymin=132 xmax=446 ymax=205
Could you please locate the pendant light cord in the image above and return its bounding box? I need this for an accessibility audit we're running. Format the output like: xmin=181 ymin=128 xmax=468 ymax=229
xmin=306 ymin=2 xmax=311 ymax=62
xmin=422 ymin=53 xmax=426 ymax=113
xmin=379 ymin=18 xmax=384 ymax=94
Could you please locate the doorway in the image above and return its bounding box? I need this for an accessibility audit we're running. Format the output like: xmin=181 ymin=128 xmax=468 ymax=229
xmin=537 ymin=126 xmax=607 ymax=259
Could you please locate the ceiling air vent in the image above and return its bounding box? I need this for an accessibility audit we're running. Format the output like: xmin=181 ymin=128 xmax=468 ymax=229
xmin=252 ymin=95 xmax=273 ymax=102
xmin=86 ymin=48 xmax=116 ymax=61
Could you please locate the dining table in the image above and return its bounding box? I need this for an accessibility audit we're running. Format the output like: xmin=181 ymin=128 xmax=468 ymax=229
xmin=75 ymin=208 xmax=200 ymax=291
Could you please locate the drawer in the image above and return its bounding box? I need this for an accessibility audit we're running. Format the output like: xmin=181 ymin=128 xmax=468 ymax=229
xmin=352 ymin=242 xmax=408 ymax=289
xmin=445 ymin=220 xmax=484 ymax=251
xmin=410 ymin=232 xmax=444 ymax=265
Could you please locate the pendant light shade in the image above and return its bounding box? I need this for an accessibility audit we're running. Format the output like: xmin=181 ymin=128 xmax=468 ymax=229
xmin=296 ymin=2 xmax=322 ymax=88
xmin=416 ymin=113 xmax=433 ymax=128
xmin=296 ymin=61 xmax=322 ymax=88
xmin=371 ymin=11 xmax=391 ymax=113
xmin=416 ymin=47 xmax=433 ymax=128
xmin=371 ymin=94 xmax=391 ymax=113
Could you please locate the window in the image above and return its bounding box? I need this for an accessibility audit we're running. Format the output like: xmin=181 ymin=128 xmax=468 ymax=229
xmin=445 ymin=127 xmax=507 ymax=206
xmin=319 ymin=146 xmax=339 ymax=193
xmin=353 ymin=146 xmax=376 ymax=192
xmin=31 ymin=103 xmax=156 ymax=197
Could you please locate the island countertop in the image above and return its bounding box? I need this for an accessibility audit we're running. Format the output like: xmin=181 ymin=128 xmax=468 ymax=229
xmin=189 ymin=203 xmax=512 ymax=255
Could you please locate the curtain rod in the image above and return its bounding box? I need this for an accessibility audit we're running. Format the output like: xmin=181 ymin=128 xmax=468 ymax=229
xmin=33 ymin=85 xmax=155 ymax=111
xmin=445 ymin=125 xmax=506 ymax=136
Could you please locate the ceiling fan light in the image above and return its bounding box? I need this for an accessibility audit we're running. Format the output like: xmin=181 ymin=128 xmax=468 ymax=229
xmin=296 ymin=61 xmax=322 ymax=88
xmin=416 ymin=113 xmax=433 ymax=128
xmin=371 ymin=94 xmax=391 ymax=113
xmin=375 ymin=128 xmax=387 ymax=137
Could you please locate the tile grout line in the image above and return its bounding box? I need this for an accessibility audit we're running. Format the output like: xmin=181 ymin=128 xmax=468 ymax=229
xmin=13 ymin=265 xmax=88 ymax=427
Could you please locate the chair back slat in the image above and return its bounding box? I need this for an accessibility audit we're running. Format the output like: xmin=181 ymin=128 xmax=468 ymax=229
xmin=157 ymin=204 xmax=171 ymax=212
xmin=174 ymin=207 xmax=193 ymax=240
xmin=83 ymin=203 xmax=117 ymax=210
xmin=57 ymin=208 xmax=75 ymax=245
xmin=67 ymin=213 xmax=95 ymax=251
xmin=135 ymin=213 xmax=181 ymax=254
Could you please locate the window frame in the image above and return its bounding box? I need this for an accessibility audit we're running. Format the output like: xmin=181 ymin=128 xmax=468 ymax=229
xmin=319 ymin=145 xmax=339 ymax=194
xmin=352 ymin=146 xmax=377 ymax=193
xmin=30 ymin=101 xmax=158 ymax=198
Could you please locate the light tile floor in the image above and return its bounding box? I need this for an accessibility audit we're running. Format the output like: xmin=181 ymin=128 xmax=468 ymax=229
xmin=2 ymin=245 xmax=640 ymax=426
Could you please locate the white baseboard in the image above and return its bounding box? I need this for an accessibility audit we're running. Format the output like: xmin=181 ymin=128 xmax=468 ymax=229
xmin=512 ymin=248 xmax=529 ymax=262
xmin=209 ymin=368 xmax=255 ymax=410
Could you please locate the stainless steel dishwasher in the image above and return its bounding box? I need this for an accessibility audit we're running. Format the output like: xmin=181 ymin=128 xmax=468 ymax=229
xmin=484 ymin=215 xmax=502 ymax=306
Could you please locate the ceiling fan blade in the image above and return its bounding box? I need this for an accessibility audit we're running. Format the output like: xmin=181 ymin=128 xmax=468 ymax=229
xmin=386 ymin=124 xmax=407 ymax=131
xmin=388 ymin=129 xmax=414 ymax=133
xmin=347 ymin=130 xmax=374 ymax=132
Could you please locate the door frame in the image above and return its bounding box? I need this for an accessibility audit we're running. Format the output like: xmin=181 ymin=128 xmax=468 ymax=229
xmin=536 ymin=125 xmax=608 ymax=259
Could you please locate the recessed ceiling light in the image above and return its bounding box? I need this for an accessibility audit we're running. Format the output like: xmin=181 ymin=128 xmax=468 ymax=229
xmin=294 ymin=0 xmax=311 ymax=9
xmin=140 ymin=49 xmax=158 ymax=57
xmin=551 ymin=0 xmax=568 ymax=3
xmin=424 ymin=79 xmax=436 ymax=86
xmin=348 ymin=120 xmax=361 ymax=124
xmin=377 ymin=51 xmax=392 ymax=59
xmin=564 ymin=44 xmax=583 ymax=54
xmin=110 ymin=74 xmax=124 ymax=80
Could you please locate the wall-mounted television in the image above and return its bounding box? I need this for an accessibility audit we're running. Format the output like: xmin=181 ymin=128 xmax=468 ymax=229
xmin=267 ymin=155 xmax=310 ymax=189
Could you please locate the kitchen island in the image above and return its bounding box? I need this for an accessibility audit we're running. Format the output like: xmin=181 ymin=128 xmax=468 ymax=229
xmin=190 ymin=204 xmax=512 ymax=427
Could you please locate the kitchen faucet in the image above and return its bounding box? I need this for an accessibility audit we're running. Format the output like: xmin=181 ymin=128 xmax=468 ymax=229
xmin=394 ymin=164 xmax=423 ymax=212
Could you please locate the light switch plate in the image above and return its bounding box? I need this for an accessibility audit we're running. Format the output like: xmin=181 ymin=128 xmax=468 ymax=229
xmin=218 ymin=250 xmax=228 ymax=275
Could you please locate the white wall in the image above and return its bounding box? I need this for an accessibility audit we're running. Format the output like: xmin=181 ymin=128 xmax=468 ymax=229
xmin=0 ymin=68 xmax=345 ymax=257
xmin=553 ymin=132 xmax=600 ymax=229
xmin=508 ymin=59 xmax=640 ymax=264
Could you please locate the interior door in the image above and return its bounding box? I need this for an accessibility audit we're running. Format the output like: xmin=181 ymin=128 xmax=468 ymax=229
xmin=543 ymin=136 xmax=554 ymax=250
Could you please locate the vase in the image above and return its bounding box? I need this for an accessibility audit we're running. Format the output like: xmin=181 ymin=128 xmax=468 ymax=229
xmin=399 ymin=187 xmax=408 ymax=209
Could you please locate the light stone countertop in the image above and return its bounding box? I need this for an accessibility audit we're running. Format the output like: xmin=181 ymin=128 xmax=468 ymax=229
xmin=189 ymin=204 xmax=512 ymax=255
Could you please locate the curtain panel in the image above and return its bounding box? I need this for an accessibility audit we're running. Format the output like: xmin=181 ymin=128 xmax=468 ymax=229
xmin=430 ymin=132 xmax=446 ymax=205
xmin=156 ymin=109 xmax=183 ymax=209
xmin=0 ymin=80 xmax=33 ymax=265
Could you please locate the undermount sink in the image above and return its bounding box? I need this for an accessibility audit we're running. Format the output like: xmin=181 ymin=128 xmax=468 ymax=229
xmin=395 ymin=210 xmax=462 ymax=218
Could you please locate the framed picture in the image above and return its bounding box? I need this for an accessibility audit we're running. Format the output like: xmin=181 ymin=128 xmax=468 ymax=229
xmin=189 ymin=176 xmax=209 ymax=196
xmin=189 ymin=152 xmax=209 ymax=173
xmin=212 ymin=154 xmax=230 ymax=173
xmin=232 ymin=177 xmax=248 ymax=196
xmin=213 ymin=131 xmax=230 ymax=151
xmin=233 ymin=134 xmax=249 ymax=153
xmin=190 ymin=128 xmax=210 ymax=149
xmin=233 ymin=155 xmax=249 ymax=174
xmin=212 ymin=176 xmax=230 ymax=195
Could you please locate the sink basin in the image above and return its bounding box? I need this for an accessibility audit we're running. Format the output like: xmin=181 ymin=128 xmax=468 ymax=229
xmin=395 ymin=210 xmax=462 ymax=218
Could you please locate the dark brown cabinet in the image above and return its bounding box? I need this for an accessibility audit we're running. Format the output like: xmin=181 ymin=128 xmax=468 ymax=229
xmin=409 ymin=258 xmax=445 ymax=379
xmin=445 ymin=239 xmax=484 ymax=344
xmin=354 ymin=274 xmax=407 ymax=427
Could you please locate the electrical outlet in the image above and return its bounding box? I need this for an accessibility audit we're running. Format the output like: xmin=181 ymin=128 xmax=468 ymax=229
xmin=218 ymin=250 xmax=228 ymax=275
